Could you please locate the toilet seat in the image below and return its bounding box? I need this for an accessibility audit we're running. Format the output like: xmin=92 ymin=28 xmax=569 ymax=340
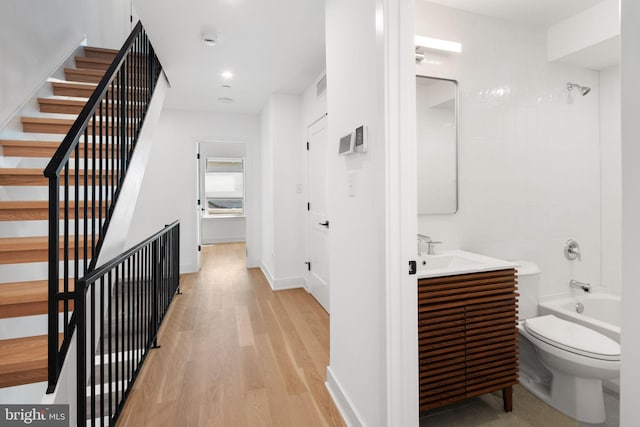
xmin=524 ymin=315 xmax=620 ymax=361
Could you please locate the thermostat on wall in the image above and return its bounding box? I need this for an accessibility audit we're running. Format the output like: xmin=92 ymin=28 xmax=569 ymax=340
xmin=354 ymin=125 xmax=368 ymax=153
xmin=338 ymin=132 xmax=355 ymax=156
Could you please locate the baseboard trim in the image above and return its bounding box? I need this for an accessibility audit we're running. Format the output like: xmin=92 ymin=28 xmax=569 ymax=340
xmin=180 ymin=261 xmax=199 ymax=274
xmin=202 ymin=237 xmax=246 ymax=245
xmin=325 ymin=366 xmax=365 ymax=427
xmin=259 ymin=263 xmax=304 ymax=291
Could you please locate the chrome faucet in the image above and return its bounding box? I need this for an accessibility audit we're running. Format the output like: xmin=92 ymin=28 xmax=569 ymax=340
xmin=569 ymin=279 xmax=591 ymax=293
xmin=417 ymin=234 xmax=442 ymax=256
xmin=417 ymin=234 xmax=431 ymax=256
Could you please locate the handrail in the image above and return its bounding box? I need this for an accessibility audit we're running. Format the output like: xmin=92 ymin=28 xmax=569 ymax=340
xmin=83 ymin=221 xmax=179 ymax=280
xmin=46 ymin=21 xmax=163 ymax=393
xmin=76 ymin=222 xmax=180 ymax=425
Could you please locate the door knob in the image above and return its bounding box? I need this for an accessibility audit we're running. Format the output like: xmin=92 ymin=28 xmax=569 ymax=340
xmin=318 ymin=221 xmax=329 ymax=228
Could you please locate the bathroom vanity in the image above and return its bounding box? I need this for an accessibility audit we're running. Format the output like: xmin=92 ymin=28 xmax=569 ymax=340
xmin=417 ymin=251 xmax=519 ymax=413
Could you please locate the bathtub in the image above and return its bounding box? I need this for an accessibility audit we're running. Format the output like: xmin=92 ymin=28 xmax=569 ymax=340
xmin=538 ymin=291 xmax=621 ymax=343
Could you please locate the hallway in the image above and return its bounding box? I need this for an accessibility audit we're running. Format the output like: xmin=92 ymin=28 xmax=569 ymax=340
xmin=117 ymin=243 xmax=344 ymax=426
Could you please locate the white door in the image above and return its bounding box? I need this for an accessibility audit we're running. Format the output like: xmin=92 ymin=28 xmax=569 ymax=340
xmin=195 ymin=142 xmax=203 ymax=270
xmin=306 ymin=115 xmax=330 ymax=312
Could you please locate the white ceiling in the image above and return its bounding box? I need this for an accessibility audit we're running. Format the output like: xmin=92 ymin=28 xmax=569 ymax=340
xmin=424 ymin=0 xmax=605 ymax=28
xmin=135 ymin=0 xmax=605 ymax=115
xmin=134 ymin=0 xmax=325 ymax=114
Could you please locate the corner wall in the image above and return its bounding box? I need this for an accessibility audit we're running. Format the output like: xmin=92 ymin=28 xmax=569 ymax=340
xmin=325 ymin=0 xmax=388 ymax=424
xmin=415 ymin=2 xmax=601 ymax=298
xmin=125 ymin=109 xmax=261 ymax=272
xmin=259 ymin=94 xmax=306 ymax=289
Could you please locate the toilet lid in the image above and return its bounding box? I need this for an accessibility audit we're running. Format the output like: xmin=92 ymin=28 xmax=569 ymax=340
xmin=525 ymin=315 xmax=620 ymax=361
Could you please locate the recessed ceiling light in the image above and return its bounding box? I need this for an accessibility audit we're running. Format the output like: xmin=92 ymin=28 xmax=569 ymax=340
xmin=202 ymin=33 xmax=217 ymax=46
xmin=221 ymin=71 xmax=233 ymax=79
xmin=218 ymin=97 xmax=234 ymax=104
xmin=201 ymin=26 xmax=217 ymax=46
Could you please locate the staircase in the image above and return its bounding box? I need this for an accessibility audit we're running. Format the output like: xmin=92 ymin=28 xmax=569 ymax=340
xmin=0 ymin=46 xmax=118 ymax=394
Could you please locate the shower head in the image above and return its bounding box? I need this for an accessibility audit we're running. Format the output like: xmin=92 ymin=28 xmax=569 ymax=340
xmin=567 ymin=82 xmax=591 ymax=96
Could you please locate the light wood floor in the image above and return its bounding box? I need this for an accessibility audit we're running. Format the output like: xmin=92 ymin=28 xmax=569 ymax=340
xmin=117 ymin=243 xmax=344 ymax=427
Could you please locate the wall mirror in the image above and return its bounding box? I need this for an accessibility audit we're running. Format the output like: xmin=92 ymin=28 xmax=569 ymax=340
xmin=416 ymin=75 xmax=458 ymax=214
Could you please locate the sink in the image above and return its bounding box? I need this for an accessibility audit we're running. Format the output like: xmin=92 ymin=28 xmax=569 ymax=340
xmin=417 ymin=250 xmax=517 ymax=278
xmin=418 ymin=254 xmax=482 ymax=271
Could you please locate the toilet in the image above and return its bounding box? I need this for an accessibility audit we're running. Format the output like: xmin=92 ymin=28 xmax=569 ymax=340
xmin=516 ymin=261 xmax=620 ymax=424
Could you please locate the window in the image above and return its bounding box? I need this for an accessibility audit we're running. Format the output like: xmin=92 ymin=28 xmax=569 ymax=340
xmin=204 ymin=157 xmax=245 ymax=217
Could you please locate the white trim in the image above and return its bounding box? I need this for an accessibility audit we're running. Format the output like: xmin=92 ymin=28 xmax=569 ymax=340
xmin=325 ymin=366 xmax=365 ymax=427
xmin=260 ymin=262 xmax=276 ymax=287
xmin=383 ymin=0 xmax=419 ymax=426
xmin=180 ymin=261 xmax=199 ymax=274
xmin=0 ymin=35 xmax=86 ymax=129
xmin=203 ymin=237 xmax=246 ymax=244
xmin=259 ymin=263 xmax=304 ymax=291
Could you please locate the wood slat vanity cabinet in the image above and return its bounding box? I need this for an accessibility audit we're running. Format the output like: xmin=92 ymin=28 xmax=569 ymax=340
xmin=418 ymin=268 xmax=519 ymax=413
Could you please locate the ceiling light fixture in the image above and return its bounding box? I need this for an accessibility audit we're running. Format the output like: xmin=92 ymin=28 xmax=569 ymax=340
xmin=221 ymin=71 xmax=233 ymax=79
xmin=415 ymin=35 xmax=462 ymax=53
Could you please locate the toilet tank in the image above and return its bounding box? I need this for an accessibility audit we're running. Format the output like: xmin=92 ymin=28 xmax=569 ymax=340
xmin=515 ymin=260 xmax=540 ymax=320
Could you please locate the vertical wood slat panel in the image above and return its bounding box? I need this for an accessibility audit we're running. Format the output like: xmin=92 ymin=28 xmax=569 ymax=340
xmin=418 ymin=268 xmax=519 ymax=413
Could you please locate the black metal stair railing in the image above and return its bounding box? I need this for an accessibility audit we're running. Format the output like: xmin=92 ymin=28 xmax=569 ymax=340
xmin=43 ymin=21 xmax=163 ymax=392
xmin=76 ymin=221 xmax=180 ymax=425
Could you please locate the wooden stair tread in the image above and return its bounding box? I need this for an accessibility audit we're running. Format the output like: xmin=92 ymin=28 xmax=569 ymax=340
xmin=0 ymin=280 xmax=72 ymax=306
xmin=0 ymin=235 xmax=94 ymax=264
xmin=0 ymin=335 xmax=48 ymax=371
xmin=51 ymin=81 xmax=97 ymax=89
xmin=37 ymin=97 xmax=139 ymax=116
xmin=76 ymin=56 xmax=112 ymax=65
xmin=83 ymin=46 xmax=118 ymax=58
xmin=0 ymin=200 xmax=103 ymax=221
xmin=0 ymin=139 xmax=116 ymax=159
xmin=64 ymin=68 xmax=105 ymax=77
xmin=0 ymin=334 xmax=63 ymax=388
xmin=0 ymin=200 xmax=93 ymax=209
xmin=0 ymin=235 xmax=92 ymax=251
xmin=0 ymin=280 xmax=74 ymax=318
xmin=0 ymin=168 xmax=114 ymax=187
xmin=21 ymin=117 xmax=76 ymax=126
xmin=64 ymin=68 xmax=106 ymax=84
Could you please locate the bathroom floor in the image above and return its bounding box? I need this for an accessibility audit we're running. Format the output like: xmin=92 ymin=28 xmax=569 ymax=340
xmin=420 ymin=385 xmax=577 ymax=427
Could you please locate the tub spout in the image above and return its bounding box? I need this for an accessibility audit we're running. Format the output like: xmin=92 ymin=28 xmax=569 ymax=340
xmin=569 ymin=279 xmax=591 ymax=293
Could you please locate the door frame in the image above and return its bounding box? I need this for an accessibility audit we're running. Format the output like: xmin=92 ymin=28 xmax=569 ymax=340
xmin=305 ymin=114 xmax=330 ymax=308
xmin=383 ymin=0 xmax=419 ymax=425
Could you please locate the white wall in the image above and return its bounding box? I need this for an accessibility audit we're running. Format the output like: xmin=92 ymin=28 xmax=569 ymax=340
xmin=600 ymin=66 xmax=621 ymax=294
xmin=125 ymin=108 xmax=261 ymax=272
xmin=415 ymin=1 xmax=601 ymax=298
xmin=324 ymin=0 xmax=388 ymax=424
xmin=199 ymin=141 xmax=247 ymax=245
xmin=97 ymin=73 xmax=169 ymax=265
xmin=620 ymin=1 xmax=640 ymax=425
xmin=260 ymin=100 xmax=275 ymax=276
xmin=259 ymin=94 xmax=306 ymax=289
xmin=0 ymin=0 xmax=131 ymax=128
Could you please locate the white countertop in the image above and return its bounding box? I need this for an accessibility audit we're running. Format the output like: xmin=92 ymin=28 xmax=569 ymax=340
xmin=416 ymin=249 xmax=518 ymax=279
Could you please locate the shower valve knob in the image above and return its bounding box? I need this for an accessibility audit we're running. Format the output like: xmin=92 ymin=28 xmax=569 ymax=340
xmin=564 ymin=239 xmax=581 ymax=261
